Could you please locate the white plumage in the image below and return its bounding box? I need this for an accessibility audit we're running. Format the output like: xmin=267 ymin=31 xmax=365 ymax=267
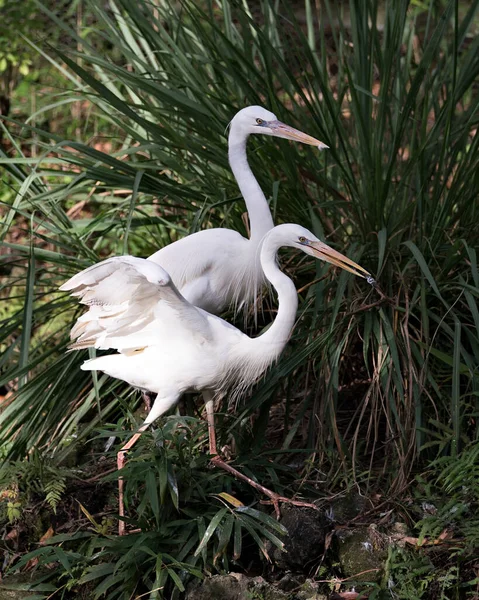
xmin=62 ymin=223 xmax=373 ymax=532
xmin=147 ymin=106 xmax=327 ymax=315
xmin=62 ymin=224 xmax=372 ymax=425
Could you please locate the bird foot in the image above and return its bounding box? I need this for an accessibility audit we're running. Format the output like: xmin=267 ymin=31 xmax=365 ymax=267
xmin=118 ymin=523 xmax=141 ymax=536
xmin=210 ymin=455 xmax=317 ymax=519
xmin=260 ymin=495 xmax=319 ymax=519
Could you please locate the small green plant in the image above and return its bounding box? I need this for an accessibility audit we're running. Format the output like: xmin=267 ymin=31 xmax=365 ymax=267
xmin=44 ymin=477 xmax=67 ymax=514
xmin=0 ymin=452 xmax=69 ymax=521
xmin=374 ymin=444 xmax=479 ymax=599
xmin=416 ymin=443 xmax=479 ymax=552
xmin=6 ymin=499 xmax=21 ymax=523
xmin=380 ymin=546 xmax=466 ymax=600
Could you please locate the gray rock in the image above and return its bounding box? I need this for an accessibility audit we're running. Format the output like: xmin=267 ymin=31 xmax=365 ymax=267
xmin=296 ymin=578 xmax=328 ymax=600
xmin=0 ymin=574 xmax=38 ymax=599
xmin=272 ymin=507 xmax=328 ymax=571
xmin=328 ymin=492 xmax=369 ymax=523
xmin=336 ymin=526 xmax=386 ymax=582
xmin=0 ymin=591 xmax=34 ymax=600
xmin=186 ymin=573 xmax=290 ymax=600
xmin=186 ymin=575 xmax=246 ymax=600
xmin=276 ymin=572 xmax=303 ymax=592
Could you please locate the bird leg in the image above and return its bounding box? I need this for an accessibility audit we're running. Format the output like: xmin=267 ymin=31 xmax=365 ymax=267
xmin=204 ymin=398 xmax=317 ymax=519
xmin=205 ymin=394 xmax=218 ymax=456
xmin=117 ymin=423 xmax=149 ymax=535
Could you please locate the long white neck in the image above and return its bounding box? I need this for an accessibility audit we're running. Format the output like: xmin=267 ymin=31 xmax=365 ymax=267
xmin=249 ymin=234 xmax=298 ymax=363
xmin=228 ymin=125 xmax=274 ymax=242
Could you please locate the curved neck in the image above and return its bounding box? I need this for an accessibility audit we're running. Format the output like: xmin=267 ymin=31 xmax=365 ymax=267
xmin=228 ymin=126 xmax=274 ymax=242
xmin=252 ymin=237 xmax=298 ymax=360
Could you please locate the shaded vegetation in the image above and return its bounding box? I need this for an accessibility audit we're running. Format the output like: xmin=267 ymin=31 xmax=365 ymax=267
xmin=0 ymin=0 xmax=478 ymax=597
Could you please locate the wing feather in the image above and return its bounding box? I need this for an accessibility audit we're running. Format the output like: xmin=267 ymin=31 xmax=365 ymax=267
xmin=61 ymin=256 xmax=210 ymax=351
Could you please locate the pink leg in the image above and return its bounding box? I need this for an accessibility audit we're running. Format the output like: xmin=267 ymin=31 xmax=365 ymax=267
xmin=205 ymin=395 xmax=218 ymax=456
xmin=117 ymin=423 xmax=149 ymax=535
xmin=204 ymin=397 xmax=317 ymax=518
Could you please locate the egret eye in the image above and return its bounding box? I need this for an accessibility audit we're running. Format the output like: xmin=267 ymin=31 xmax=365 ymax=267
xmin=256 ymin=118 xmax=264 ymax=125
xmin=298 ymin=236 xmax=307 ymax=244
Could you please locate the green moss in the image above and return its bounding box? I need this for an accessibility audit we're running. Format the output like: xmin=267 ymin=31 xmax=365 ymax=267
xmin=336 ymin=527 xmax=386 ymax=583
xmin=0 ymin=573 xmax=39 ymax=598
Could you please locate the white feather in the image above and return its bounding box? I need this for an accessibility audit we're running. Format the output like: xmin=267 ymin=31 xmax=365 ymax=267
xmin=64 ymin=224 xmax=366 ymax=425
xmin=147 ymin=106 xmax=325 ymax=317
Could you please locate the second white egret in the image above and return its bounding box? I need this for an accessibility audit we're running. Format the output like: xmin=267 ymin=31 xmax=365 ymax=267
xmin=148 ymin=106 xmax=327 ymax=315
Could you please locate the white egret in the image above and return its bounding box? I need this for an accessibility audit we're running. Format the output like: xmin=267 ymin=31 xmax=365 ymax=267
xmin=147 ymin=106 xmax=328 ymax=315
xmin=61 ymin=224 xmax=373 ymax=533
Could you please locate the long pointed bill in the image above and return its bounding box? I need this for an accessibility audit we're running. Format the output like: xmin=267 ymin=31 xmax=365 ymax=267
xmin=309 ymin=241 xmax=375 ymax=282
xmin=268 ymin=120 xmax=328 ymax=150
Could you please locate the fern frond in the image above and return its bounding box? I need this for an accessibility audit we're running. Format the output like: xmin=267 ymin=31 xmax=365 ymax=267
xmin=44 ymin=477 xmax=67 ymax=514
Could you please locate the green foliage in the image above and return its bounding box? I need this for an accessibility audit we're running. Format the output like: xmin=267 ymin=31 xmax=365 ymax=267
xmin=0 ymin=0 xmax=43 ymax=95
xmin=382 ymin=547 xmax=452 ymax=600
xmin=361 ymin=444 xmax=479 ymax=599
xmin=6 ymin=500 xmax=21 ymax=523
xmin=0 ymin=0 xmax=479 ymax=595
xmin=416 ymin=443 xmax=479 ymax=553
xmin=10 ymin=417 xmax=287 ymax=599
xmin=1 ymin=0 xmax=477 ymax=481
xmin=44 ymin=477 xmax=67 ymax=514
xmin=0 ymin=451 xmax=69 ymax=520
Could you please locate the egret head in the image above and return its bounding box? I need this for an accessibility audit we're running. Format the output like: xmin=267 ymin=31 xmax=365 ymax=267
xmin=230 ymin=106 xmax=328 ymax=150
xmin=271 ymin=223 xmax=374 ymax=282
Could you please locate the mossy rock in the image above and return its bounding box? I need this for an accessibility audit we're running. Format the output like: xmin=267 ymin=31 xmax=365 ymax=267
xmin=186 ymin=574 xmax=290 ymax=600
xmin=0 ymin=574 xmax=94 ymax=600
xmin=272 ymin=507 xmax=329 ymax=571
xmin=296 ymin=579 xmax=328 ymax=600
xmin=336 ymin=526 xmax=386 ymax=582
xmin=329 ymin=492 xmax=369 ymax=523
xmin=186 ymin=575 xmax=245 ymax=600
xmin=0 ymin=574 xmax=42 ymax=599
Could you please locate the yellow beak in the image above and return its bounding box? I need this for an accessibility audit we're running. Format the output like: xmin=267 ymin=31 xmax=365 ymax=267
xmin=309 ymin=241 xmax=374 ymax=281
xmin=269 ymin=120 xmax=328 ymax=150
